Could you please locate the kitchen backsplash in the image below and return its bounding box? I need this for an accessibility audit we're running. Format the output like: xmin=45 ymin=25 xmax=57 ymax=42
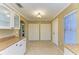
xmin=0 ymin=29 xmax=19 ymax=39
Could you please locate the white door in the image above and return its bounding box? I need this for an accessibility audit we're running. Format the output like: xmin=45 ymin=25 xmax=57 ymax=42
xmin=52 ymin=18 xmax=58 ymax=46
xmin=40 ymin=24 xmax=51 ymax=40
xmin=28 ymin=24 xmax=39 ymax=40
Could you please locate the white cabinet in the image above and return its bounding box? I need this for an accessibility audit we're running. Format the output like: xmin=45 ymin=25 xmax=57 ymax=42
xmin=0 ymin=4 xmax=12 ymax=29
xmin=0 ymin=43 xmax=18 ymax=55
xmin=14 ymin=14 xmax=20 ymax=29
xmin=0 ymin=4 xmax=20 ymax=29
xmin=15 ymin=38 xmax=26 ymax=54
xmin=0 ymin=38 xmax=26 ymax=55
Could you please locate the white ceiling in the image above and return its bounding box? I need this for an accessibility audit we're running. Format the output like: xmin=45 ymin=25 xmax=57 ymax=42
xmin=9 ymin=3 xmax=70 ymax=21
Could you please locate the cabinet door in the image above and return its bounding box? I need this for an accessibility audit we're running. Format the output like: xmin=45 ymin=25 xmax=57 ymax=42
xmin=9 ymin=39 xmax=26 ymax=55
xmin=0 ymin=39 xmax=26 ymax=55
xmin=0 ymin=5 xmax=12 ymax=29
xmin=0 ymin=43 xmax=18 ymax=55
xmin=14 ymin=14 xmax=20 ymax=29
xmin=18 ymin=39 xmax=26 ymax=54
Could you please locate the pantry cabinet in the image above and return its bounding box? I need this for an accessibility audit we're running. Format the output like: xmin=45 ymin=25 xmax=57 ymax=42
xmin=0 ymin=4 xmax=20 ymax=29
xmin=0 ymin=38 xmax=26 ymax=55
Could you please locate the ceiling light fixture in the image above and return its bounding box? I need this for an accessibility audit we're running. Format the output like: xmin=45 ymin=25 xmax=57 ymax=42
xmin=37 ymin=12 xmax=41 ymax=18
xmin=33 ymin=10 xmax=45 ymax=18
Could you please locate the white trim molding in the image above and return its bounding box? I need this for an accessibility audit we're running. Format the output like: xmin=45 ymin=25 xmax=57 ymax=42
xmin=54 ymin=3 xmax=71 ymax=19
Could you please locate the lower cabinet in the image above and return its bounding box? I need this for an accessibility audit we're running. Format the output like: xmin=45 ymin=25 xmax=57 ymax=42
xmin=64 ymin=48 xmax=75 ymax=55
xmin=0 ymin=38 xmax=26 ymax=55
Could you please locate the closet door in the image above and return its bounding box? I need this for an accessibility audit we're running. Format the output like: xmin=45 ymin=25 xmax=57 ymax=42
xmin=40 ymin=24 xmax=51 ymax=40
xmin=28 ymin=24 xmax=39 ymax=40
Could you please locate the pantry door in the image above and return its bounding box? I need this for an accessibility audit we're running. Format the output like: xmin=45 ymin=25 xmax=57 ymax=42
xmin=52 ymin=18 xmax=58 ymax=46
xmin=28 ymin=24 xmax=39 ymax=40
xmin=40 ymin=24 xmax=51 ymax=40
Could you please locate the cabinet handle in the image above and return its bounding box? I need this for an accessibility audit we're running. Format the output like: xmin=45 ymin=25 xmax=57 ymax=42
xmin=19 ymin=44 xmax=22 ymax=46
xmin=16 ymin=44 xmax=18 ymax=46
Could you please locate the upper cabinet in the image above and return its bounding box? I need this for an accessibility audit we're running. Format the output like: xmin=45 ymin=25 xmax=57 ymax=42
xmin=0 ymin=4 xmax=20 ymax=29
xmin=0 ymin=4 xmax=12 ymax=29
xmin=14 ymin=14 xmax=20 ymax=29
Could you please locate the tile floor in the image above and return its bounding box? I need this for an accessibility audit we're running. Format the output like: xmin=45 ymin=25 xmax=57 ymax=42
xmin=26 ymin=40 xmax=63 ymax=55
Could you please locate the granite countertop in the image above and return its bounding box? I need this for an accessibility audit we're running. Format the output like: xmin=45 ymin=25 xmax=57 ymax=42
xmin=65 ymin=44 xmax=79 ymax=55
xmin=0 ymin=36 xmax=20 ymax=52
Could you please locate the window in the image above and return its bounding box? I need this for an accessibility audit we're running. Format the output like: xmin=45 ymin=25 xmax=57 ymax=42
xmin=64 ymin=10 xmax=77 ymax=44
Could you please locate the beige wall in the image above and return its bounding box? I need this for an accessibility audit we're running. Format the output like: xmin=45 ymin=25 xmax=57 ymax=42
xmin=52 ymin=4 xmax=79 ymax=51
